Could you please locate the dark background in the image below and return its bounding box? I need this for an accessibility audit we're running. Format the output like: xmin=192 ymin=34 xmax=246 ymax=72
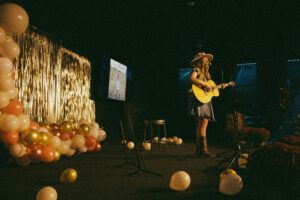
xmin=3 ymin=0 xmax=300 ymax=139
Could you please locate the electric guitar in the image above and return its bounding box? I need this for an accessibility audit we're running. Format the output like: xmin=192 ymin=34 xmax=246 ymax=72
xmin=192 ymin=80 xmax=235 ymax=103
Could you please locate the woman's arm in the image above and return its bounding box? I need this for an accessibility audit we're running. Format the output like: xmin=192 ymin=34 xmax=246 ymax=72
xmin=190 ymin=71 xmax=211 ymax=90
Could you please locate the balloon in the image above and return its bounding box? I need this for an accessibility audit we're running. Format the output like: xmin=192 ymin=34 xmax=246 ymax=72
xmin=143 ymin=142 xmax=151 ymax=151
xmin=0 ymin=91 xmax=9 ymax=108
xmin=48 ymin=136 xmax=61 ymax=149
xmin=0 ymin=75 xmax=14 ymax=91
xmin=0 ymin=27 xmax=5 ymax=43
xmin=71 ymin=134 xmax=85 ymax=149
xmin=94 ymin=142 xmax=102 ymax=152
xmin=29 ymin=120 xmax=40 ymax=130
xmin=127 ymin=141 xmax=134 ymax=149
xmin=9 ymin=143 xmax=25 ymax=157
xmin=27 ymin=144 xmax=43 ymax=162
xmin=60 ymin=131 xmax=70 ymax=141
xmin=0 ymin=3 xmax=29 ymax=35
xmin=17 ymin=115 xmax=33 ymax=132
xmin=54 ymin=150 xmax=60 ymax=162
xmin=85 ymin=135 xmax=97 ymax=152
xmin=1 ymin=114 xmax=20 ymax=132
xmin=36 ymin=186 xmax=57 ymax=200
xmin=60 ymin=168 xmax=78 ymax=183
xmin=175 ymin=138 xmax=183 ymax=145
xmin=41 ymin=146 xmax=56 ymax=163
xmin=0 ymin=99 xmax=24 ymax=116
xmin=65 ymin=149 xmax=75 ymax=157
xmin=97 ymin=129 xmax=106 ymax=142
xmin=50 ymin=123 xmax=59 ymax=131
xmin=57 ymin=141 xmax=70 ymax=155
xmin=23 ymin=129 xmax=40 ymax=145
xmin=79 ymin=145 xmax=87 ymax=153
xmin=219 ymin=173 xmax=243 ymax=195
xmin=219 ymin=168 xmax=237 ymax=181
xmin=169 ymin=171 xmax=191 ymax=191
xmin=39 ymin=132 xmax=50 ymax=144
xmin=0 ymin=37 xmax=20 ymax=59
xmin=79 ymin=123 xmax=90 ymax=136
xmin=0 ymin=57 xmax=13 ymax=73
xmin=60 ymin=121 xmax=72 ymax=132
xmin=1 ymin=130 xmax=19 ymax=145
xmin=5 ymin=87 xmax=18 ymax=99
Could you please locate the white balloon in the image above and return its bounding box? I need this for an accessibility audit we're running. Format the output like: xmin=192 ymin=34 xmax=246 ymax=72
xmin=36 ymin=186 xmax=57 ymax=200
xmin=0 ymin=91 xmax=9 ymax=108
xmin=18 ymin=114 xmax=30 ymax=132
xmin=169 ymin=171 xmax=191 ymax=191
xmin=219 ymin=173 xmax=243 ymax=195
xmin=9 ymin=143 xmax=24 ymax=158
xmin=79 ymin=146 xmax=87 ymax=153
xmin=0 ymin=75 xmax=14 ymax=91
xmin=48 ymin=136 xmax=61 ymax=149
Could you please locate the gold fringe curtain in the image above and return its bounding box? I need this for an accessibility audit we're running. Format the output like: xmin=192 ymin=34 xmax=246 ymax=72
xmin=13 ymin=27 xmax=95 ymax=123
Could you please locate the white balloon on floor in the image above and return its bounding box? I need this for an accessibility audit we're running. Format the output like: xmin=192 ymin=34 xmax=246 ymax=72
xmin=219 ymin=173 xmax=243 ymax=195
xmin=169 ymin=171 xmax=191 ymax=191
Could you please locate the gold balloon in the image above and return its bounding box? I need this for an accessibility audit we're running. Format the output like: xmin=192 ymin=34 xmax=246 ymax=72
xmin=79 ymin=123 xmax=90 ymax=135
xmin=219 ymin=168 xmax=237 ymax=181
xmin=39 ymin=132 xmax=50 ymax=144
xmin=24 ymin=129 xmax=40 ymax=145
xmin=60 ymin=121 xmax=72 ymax=132
xmin=60 ymin=168 xmax=78 ymax=183
xmin=54 ymin=150 xmax=60 ymax=162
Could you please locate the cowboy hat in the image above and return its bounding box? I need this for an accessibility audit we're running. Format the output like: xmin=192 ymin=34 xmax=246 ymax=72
xmin=191 ymin=52 xmax=213 ymax=64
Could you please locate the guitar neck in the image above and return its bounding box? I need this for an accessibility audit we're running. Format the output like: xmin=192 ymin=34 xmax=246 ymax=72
xmin=213 ymin=83 xmax=230 ymax=90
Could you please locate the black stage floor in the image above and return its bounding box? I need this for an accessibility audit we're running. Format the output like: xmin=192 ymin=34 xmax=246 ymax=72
xmin=0 ymin=139 xmax=296 ymax=200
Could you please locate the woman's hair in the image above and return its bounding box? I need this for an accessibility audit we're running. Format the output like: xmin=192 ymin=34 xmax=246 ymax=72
xmin=192 ymin=58 xmax=211 ymax=80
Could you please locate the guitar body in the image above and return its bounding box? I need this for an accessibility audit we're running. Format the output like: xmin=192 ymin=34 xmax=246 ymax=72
xmin=192 ymin=80 xmax=220 ymax=103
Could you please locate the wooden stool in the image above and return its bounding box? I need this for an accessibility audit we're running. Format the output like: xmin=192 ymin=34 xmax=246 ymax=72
xmin=152 ymin=119 xmax=168 ymax=151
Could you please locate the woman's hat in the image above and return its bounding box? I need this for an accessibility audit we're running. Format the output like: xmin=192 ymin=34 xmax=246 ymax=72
xmin=191 ymin=52 xmax=213 ymax=64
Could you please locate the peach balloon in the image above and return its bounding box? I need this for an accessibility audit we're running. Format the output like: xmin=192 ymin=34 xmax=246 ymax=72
xmin=36 ymin=186 xmax=57 ymax=200
xmin=17 ymin=114 xmax=30 ymax=131
xmin=169 ymin=171 xmax=191 ymax=191
xmin=0 ymin=99 xmax=24 ymax=116
xmin=0 ymin=38 xmax=20 ymax=59
xmin=71 ymin=134 xmax=85 ymax=149
xmin=0 ymin=3 xmax=29 ymax=35
xmin=5 ymin=87 xmax=18 ymax=99
xmin=48 ymin=136 xmax=61 ymax=149
xmin=1 ymin=130 xmax=19 ymax=145
xmin=0 ymin=75 xmax=14 ymax=91
xmin=0 ymin=91 xmax=9 ymax=108
xmin=0 ymin=57 xmax=13 ymax=73
xmin=0 ymin=27 xmax=5 ymax=43
xmin=1 ymin=114 xmax=20 ymax=132
xmin=9 ymin=143 xmax=25 ymax=157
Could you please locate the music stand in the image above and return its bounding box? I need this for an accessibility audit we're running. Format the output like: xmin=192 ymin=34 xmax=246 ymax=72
xmin=114 ymin=120 xmax=136 ymax=168
xmin=213 ymin=88 xmax=249 ymax=169
xmin=124 ymin=116 xmax=163 ymax=177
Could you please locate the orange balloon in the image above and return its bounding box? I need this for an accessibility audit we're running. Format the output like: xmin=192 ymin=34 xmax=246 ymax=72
xmin=94 ymin=142 xmax=102 ymax=152
xmin=1 ymin=130 xmax=19 ymax=145
xmin=0 ymin=99 xmax=24 ymax=116
xmin=29 ymin=121 xmax=40 ymax=130
xmin=41 ymin=146 xmax=55 ymax=163
xmin=85 ymin=135 xmax=97 ymax=152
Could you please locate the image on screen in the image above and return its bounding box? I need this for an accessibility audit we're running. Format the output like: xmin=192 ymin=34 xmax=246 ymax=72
xmin=108 ymin=59 xmax=127 ymax=101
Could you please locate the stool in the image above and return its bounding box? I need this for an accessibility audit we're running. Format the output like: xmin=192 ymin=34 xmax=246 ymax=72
xmin=143 ymin=120 xmax=153 ymax=143
xmin=152 ymin=119 xmax=168 ymax=151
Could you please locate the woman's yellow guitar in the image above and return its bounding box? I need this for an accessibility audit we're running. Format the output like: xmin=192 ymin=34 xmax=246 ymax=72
xmin=192 ymin=80 xmax=235 ymax=103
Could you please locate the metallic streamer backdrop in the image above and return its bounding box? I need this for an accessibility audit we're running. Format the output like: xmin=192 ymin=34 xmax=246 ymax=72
xmin=13 ymin=26 xmax=95 ymax=123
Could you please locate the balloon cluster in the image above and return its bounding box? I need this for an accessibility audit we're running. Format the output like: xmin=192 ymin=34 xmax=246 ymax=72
xmin=0 ymin=3 xmax=107 ymax=166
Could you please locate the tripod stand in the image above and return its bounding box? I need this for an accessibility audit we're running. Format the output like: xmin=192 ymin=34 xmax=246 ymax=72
xmin=119 ymin=114 xmax=163 ymax=177
xmin=214 ymin=92 xmax=249 ymax=169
